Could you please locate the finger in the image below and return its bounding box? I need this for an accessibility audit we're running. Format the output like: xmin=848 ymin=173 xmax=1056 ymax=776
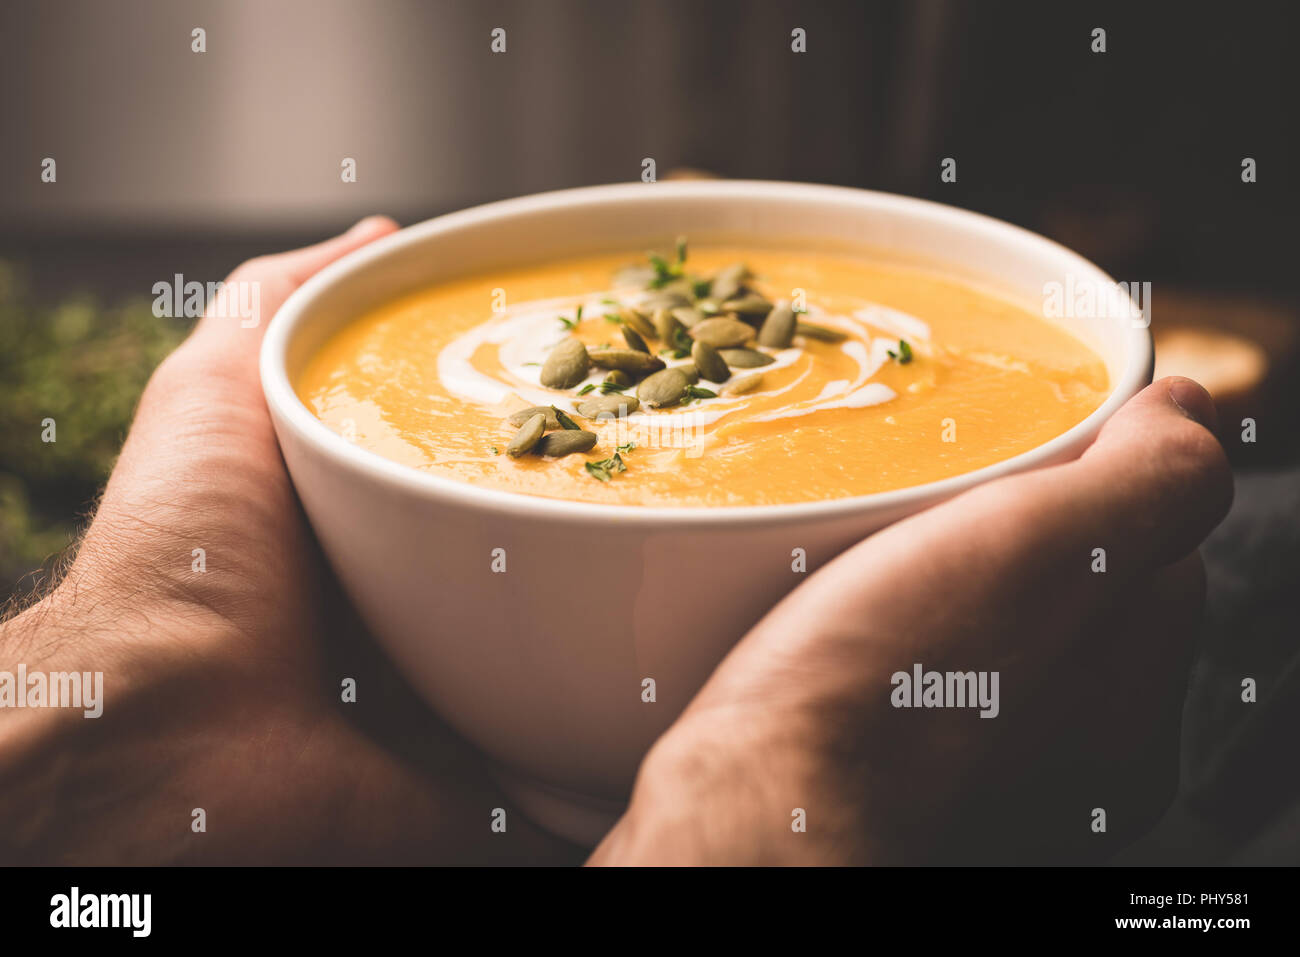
xmin=1069 ymin=376 xmax=1231 ymax=568
xmin=179 ymin=215 xmax=400 ymax=374
xmin=266 ymin=215 xmax=401 ymax=287
xmin=126 ymin=215 xmax=399 ymax=451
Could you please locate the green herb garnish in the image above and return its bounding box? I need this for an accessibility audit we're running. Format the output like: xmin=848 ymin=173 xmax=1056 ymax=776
xmin=576 ymin=383 xmax=596 ymax=396
xmin=647 ymin=237 xmax=689 ymax=289
xmin=552 ymin=406 xmax=581 ymax=431
xmin=585 ymin=453 xmax=627 ymax=482
xmin=604 ymin=312 xmax=623 ymax=325
xmin=647 ymin=254 xmax=674 ymax=288
xmin=617 ymin=442 xmax=637 ymax=454
xmin=659 ymin=323 xmax=693 ymax=358
xmin=685 ymin=385 xmax=717 ymax=399
xmin=599 ymin=381 xmax=627 ymax=394
xmin=887 ymin=339 xmax=914 ymax=364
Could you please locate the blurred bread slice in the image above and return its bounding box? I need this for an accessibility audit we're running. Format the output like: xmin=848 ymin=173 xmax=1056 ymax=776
xmin=1151 ymin=290 xmax=1296 ymax=438
xmin=1154 ymin=326 xmax=1268 ymax=408
xmin=662 ymin=167 xmax=718 ymax=180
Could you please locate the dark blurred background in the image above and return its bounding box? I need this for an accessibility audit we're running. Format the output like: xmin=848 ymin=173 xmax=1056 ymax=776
xmin=2 ymin=0 xmax=1298 ymax=594
xmin=1 ymin=0 xmax=1299 ymax=864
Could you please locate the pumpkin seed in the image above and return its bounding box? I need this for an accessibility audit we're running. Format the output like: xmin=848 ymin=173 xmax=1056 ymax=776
xmin=719 ymin=348 xmax=776 ymax=368
xmin=653 ymin=307 xmax=684 ymax=341
xmin=540 ymin=337 xmax=590 ymax=389
xmin=622 ymin=326 xmax=650 ymax=353
xmin=588 ymin=348 xmax=666 ymax=372
xmin=506 ymin=413 xmax=546 ymax=457
xmin=723 ymin=372 xmax=764 ymax=395
xmin=613 ymin=264 xmax=656 ymax=287
xmin=636 ymin=367 xmax=690 ymax=408
xmin=507 ymin=406 xmax=562 ymax=430
xmin=689 ymin=317 xmax=754 ymax=349
xmin=691 ymin=339 xmax=730 ymax=382
xmin=658 ymin=277 xmax=695 ymax=300
xmin=679 ymin=363 xmax=700 ymax=384
xmin=603 ymin=370 xmax=631 ymax=388
xmin=619 ymin=307 xmax=656 ymax=339
xmin=577 ymin=394 xmax=640 ymax=419
xmin=709 ymin=263 xmax=749 ymax=304
xmin=534 ymin=429 xmax=598 ymax=457
xmin=641 ymin=291 xmax=691 ymax=311
xmin=796 ymin=320 xmax=847 ymax=342
xmin=722 ymin=293 xmax=772 ymax=317
xmin=671 ymin=306 xmax=705 ymax=328
xmin=758 ymin=302 xmax=795 ymax=348
xmin=695 ymin=299 xmax=722 ymax=316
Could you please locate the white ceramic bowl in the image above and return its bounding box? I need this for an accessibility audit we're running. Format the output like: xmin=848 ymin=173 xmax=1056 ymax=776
xmin=261 ymin=181 xmax=1152 ymax=844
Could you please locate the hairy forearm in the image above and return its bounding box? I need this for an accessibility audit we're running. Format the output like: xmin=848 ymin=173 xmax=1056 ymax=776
xmin=0 ymin=599 xmax=97 ymax=861
xmin=0 ymin=586 xmax=230 ymax=863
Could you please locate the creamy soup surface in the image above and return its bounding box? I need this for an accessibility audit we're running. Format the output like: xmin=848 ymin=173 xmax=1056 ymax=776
xmin=297 ymin=246 xmax=1110 ymax=507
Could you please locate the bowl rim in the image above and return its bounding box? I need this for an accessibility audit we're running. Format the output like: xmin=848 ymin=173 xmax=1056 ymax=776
xmin=260 ymin=180 xmax=1152 ymax=528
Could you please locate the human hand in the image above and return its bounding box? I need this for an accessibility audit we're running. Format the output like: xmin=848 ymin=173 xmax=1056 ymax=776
xmin=0 ymin=219 xmax=579 ymax=864
xmin=594 ymin=377 xmax=1233 ymax=865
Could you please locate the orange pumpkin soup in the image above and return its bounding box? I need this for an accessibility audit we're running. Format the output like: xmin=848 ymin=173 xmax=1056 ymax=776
xmin=296 ymin=244 xmax=1109 ymax=507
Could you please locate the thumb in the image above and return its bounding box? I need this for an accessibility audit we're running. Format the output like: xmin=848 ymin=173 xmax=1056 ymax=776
xmin=1003 ymin=375 xmax=1233 ymax=578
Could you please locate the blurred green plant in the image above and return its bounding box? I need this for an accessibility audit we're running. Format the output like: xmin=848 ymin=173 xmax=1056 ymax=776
xmin=0 ymin=261 xmax=191 ymax=603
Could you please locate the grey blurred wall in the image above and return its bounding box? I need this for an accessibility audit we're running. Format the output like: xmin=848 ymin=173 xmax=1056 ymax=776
xmin=3 ymin=0 xmax=1295 ymax=296
xmin=2 ymin=0 xmax=930 ymax=233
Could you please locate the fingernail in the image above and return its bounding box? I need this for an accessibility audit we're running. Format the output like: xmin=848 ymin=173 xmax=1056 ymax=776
xmin=1168 ymin=377 xmax=1217 ymax=430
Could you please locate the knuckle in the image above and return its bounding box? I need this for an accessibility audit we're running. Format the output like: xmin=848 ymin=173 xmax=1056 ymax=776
xmin=144 ymin=344 xmax=196 ymax=395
